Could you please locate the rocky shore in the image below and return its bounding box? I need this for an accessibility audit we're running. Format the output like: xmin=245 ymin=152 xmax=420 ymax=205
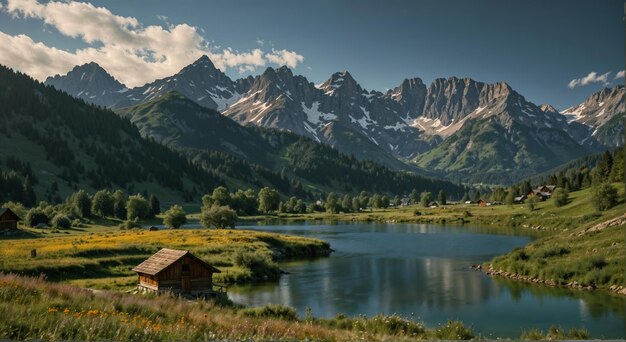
xmin=479 ymin=264 xmax=626 ymax=296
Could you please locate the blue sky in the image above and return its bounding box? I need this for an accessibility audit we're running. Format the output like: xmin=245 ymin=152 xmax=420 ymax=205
xmin=0 ymin=0 xmax=623 ymax=109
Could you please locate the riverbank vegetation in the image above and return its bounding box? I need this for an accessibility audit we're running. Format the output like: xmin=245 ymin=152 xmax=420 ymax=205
xmin=0 ymin=228 xmax=330 ymax=290
xmin=487 ymin=210 xmax=625 ymax=294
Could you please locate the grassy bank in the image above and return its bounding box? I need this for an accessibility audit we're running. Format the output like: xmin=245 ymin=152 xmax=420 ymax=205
xmin=239 ymin=186 xmax=626 ymax=232
xmin=486 ymin=213 xmax=625 ymax=294
xmin=0 ymin=273 xmax=597 ymax=341
xmin=0 ymin=228 xmax=330 ymax=290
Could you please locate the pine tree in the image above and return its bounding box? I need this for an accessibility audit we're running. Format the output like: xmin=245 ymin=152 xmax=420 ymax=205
xmin=438 ymin=190 xmax=446 ymax=205
xmin=149 ymin=194 xmax=161 ymax=217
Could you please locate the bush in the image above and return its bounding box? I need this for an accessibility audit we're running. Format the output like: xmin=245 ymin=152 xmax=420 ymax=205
xmin=413 ymin=209 xmax=422 ymax=216
xmin=432 ymin=320 xmax=474 ymax=340
xmin=233 ymin=249 xmax=279 ymax=279
xmin=50 ymin=213 xmax=71 ymax=229
xmin=163 ymin=205 xmax=187 ymax=228
xmin=552 ymin=188 xmax=569 ymax=207
xmin=200 ymin=204 xmax=237 ymax=229
xmin=25 ymin=208 xmax=48 ymax=227
xmin=118 ymin=218 xmax=141 ymax=230
xmin=240 ymin=304 xmax=297 ymax=321
xmin=527 ymin=196 xmax=538 ymax=211
xmin=592 ymin=183 xmax=618 ymax=211
xmin=355 ymin=314 xmax=426 ymax=336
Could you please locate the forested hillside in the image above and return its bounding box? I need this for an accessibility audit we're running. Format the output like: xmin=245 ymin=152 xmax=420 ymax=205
xmin=0 ymin=66 xmax=466 ymax=205
xmin=0 ymin=66 xmax=225 ymax=204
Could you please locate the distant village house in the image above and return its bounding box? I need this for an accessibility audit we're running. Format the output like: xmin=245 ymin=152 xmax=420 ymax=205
xmin=527 ymin=185 xmax=557 ymax=202
xmin=133 ymin=248 xmax=225 ymax=296
xmin=0 ymin=208 xmax=20 ymax=231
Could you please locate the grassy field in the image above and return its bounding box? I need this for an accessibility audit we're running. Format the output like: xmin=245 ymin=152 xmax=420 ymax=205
xmin=0 ymin=272 xmax=598 ymax=341
xmin=0 ymin=227 xmax=330 ymax=290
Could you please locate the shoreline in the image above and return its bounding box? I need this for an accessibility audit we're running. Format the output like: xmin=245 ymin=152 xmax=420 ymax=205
xmin=481 ymin=265 xmax=626 ymax=297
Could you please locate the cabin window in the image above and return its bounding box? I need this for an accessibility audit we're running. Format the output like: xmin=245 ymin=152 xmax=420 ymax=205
xmin=182 ymin=263 xmax=190 ymax=274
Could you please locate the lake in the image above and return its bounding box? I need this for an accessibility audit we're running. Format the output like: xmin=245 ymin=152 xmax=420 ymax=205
xmin=227 ymin=222 xmax=626 ymax=338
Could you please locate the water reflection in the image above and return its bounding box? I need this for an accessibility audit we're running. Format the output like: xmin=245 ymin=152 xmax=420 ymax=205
xmin=228 ymin=223 xmax=625 ymax=338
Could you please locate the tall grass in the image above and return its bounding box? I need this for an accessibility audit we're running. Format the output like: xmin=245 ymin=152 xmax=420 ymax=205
xmin=0 ymin=273 xmax=484 ymax=341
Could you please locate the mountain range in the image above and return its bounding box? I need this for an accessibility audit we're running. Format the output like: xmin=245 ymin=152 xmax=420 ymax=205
xmin=1 ymin=65 xmax=465 ymax=204
xmin=45 ymin=56 xmax=625 ymax=185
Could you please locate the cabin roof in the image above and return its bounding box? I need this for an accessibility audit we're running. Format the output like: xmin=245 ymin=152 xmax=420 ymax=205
xmin=132 ymin=248 xmax=221 ymax=276
xmin=0 ymin=208 xmax=21 ymax=221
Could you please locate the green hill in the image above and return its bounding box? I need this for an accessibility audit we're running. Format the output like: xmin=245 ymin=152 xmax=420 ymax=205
xmin=0 ymin=66 xmax=224 ymax=205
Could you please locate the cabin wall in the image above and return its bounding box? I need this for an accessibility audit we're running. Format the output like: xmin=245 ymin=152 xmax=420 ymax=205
xmin=0 ymin=220 xmax=17 ymax=230
xmin=158 ymin=255 xmax=214 ymax=281
xmin=146 ymin=255 xmax=214 ymax=293
xmin=0 ymin=212 xmax=18 ymax=230
xmin=138 ymin=273 xmax=158 ymax=287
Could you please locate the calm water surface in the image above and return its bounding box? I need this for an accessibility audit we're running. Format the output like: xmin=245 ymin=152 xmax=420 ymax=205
xmin=227 ymin=222 xmax=625 ymax=338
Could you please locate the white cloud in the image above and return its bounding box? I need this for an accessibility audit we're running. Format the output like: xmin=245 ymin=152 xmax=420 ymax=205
xmin=256 ymin=39 xmax=264 ymax=46
xmin=615 ymin=70 xmax=625 ymax=80
xmin=1 ymin=0 xmax=304 ymax=86
xmin=568 ymin=71 xmax=610 ymax=89
xmin=265 ymin=49 xmax=304 ymax=68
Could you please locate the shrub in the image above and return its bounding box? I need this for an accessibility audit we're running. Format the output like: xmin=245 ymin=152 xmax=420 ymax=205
xmin=200 ymin=204 xmax=237 ymax=229
xmin=432 ymin=320 xmax=474 ymax=340
xmin=50 ymin=213 xmax=71 ymax=229
xmin=163 ymin=205 xmax=187 ymax=229
xmin=567 ymin=328 xmax=590 ymax=339
xmin=25 ymin=208 xmax=48 ymax=227
xmin=520 ymin=328 xmax=545 ymax=340
xmin=413 ymin=209 xmax=422 ymax=216
xmin=592 ymin=183 xmax=618 ymax=211
xmin=233 ymin=249 xmax=279 ymax=279
xmin=118 ymin=218 xmax=141 ymax=230
xmin=552 ymin=188 xmax=569 ymax=207
xmin=527 ymin=196 xmax=538 ymax=211
xmin=355 ymin=314 xmax=426 ymax=336
xmin=240 ymin=304 xmax=297 ymax=321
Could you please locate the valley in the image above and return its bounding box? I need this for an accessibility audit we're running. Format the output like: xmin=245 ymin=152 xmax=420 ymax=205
xmin=0 ymin=1 xmax=624 ymax=339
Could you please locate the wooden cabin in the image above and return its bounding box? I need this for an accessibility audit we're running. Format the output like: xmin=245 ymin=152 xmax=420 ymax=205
xmin=132 ymin=248 xmax=225 ymax=296
xmin=0 ymin=208 xmax=21 ymax=231
xmin=477 ymin=199 xmax=487 ymax=207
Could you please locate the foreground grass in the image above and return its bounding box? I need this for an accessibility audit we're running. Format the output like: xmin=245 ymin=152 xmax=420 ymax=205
xmin=0 ymin=273 xmax=596 ymax=341
xmin=0 ymin=228 xmax=330 ymax=290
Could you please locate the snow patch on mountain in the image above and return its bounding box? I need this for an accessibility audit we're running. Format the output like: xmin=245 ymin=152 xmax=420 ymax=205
xmin=302 ymin=102 xmax=337 ymax=125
